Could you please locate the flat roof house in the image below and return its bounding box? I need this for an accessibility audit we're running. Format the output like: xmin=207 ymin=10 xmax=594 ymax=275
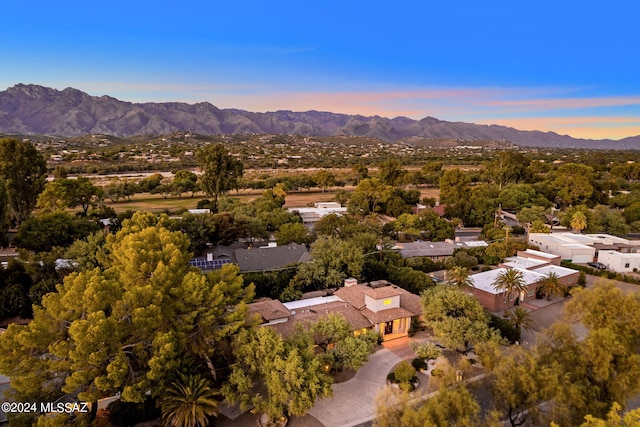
xmin=469 ymin=265 xmax=578 ymax=312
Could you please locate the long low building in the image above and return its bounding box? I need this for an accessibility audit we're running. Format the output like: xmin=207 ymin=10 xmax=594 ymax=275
xmin=469 ymin=265 xmax=579 ymax=312
xmin=528 ymin=232 xmax=639 ymax=265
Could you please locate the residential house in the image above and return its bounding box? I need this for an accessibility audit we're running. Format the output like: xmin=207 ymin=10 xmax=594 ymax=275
xmin=397 ymin=240 xmax=488 ymax=261
xmin=528 ymin=232 xmax=639 ymax=265
xmin=248 ymin=279 xmax=422 ymax=341
xmin=469 ymin=265 xmax=578 ymax=312
xmin=190 ymin=242 xmax=310 ymax=272
xmin=288 ymin=202 xmax=347 ymax=228
xmin=597 ymin=250 xmax=640 ymax=273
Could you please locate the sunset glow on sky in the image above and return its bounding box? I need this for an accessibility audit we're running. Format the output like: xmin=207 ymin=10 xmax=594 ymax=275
xmin=2 ymin=1 xmax=639 ymax=140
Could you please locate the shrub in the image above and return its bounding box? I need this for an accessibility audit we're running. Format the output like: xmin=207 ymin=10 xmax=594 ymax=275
xmin=394 ymin=360 xmax=417 ymax=384
xmin=411 ymin=358 xmax=428 ymax=371
xmin=411 ymin=342 xmax=442 ymax=361
xmin=431 ymin=368 xmax=444 ymax=377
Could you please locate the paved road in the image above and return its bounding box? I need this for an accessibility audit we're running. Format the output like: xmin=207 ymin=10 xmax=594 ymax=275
xmin=308 ymin=347 xmax=403 ymax=427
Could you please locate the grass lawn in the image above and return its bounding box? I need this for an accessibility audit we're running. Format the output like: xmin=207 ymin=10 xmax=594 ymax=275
xmin=102 ymin=187 xmax=441 ymax=214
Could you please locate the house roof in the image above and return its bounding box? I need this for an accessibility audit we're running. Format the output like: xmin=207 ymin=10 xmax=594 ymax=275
xmin=530 ymin=265 xmax=579 ymax=278
xmin=247 ymin=299 xmax=292 ymax=322
xmin=362 ymin=286 xmax=404 ymax=299
xmin=361 ymin=307 xmax=416 ymax=324
xmin=397 ymin=240 xmax=487 ymax=258
xmin=334 ymin=284 xmax=423 ymax=318
xmin=470 ymin=268 xmax=547 ymax=295
xmin=234 ymin=243 xmax=310 ymax=272
xmin=269 ymin=300 xmax=373 ymax=338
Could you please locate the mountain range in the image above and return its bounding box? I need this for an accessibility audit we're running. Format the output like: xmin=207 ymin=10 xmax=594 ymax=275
xmin=0 ymin=84 xmax=638 ymax=149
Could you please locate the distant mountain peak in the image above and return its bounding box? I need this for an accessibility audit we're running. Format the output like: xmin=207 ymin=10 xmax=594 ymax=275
xmin=0 ymin=83 xmax=638 ymax=149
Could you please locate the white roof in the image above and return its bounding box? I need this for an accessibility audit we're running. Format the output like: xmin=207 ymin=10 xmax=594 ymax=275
xmin=502 ymin=256 xmax=547 ymax=269
xmin=531 ymin=265 xmax=578 ymax=278
xmin=283 ymin=295 xmax=343 ymax=310
xmin=470 ymin=268 xmax=545 ymax=295
xmin=598 ymin=250 xmax=640 ymax=259
xmin=523 ymin=249 xmax=558 ymax=259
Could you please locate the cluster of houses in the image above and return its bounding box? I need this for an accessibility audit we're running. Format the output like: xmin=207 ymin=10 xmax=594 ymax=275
xmin=529 ymin=232 xmax=640 ymax=272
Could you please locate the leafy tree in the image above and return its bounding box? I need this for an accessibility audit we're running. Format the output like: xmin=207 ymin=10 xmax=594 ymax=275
xmin=517 ymin=205 xmax=548 ymax=228
xmin=297 ymin=313 xmax=376 ymax=371
xmin=0 ymin=213 xmax=254 ymax=410
xmin=411 ymin=341 xmax=442 ymax=361
xmin=0 ymin=178 xmax=8 ymax=246
xmin=440 ymin=169 xmax=472 ymax=220
xmin=351 ymin=164 xmax=369 ymax=185
xmin=69 ymin=177 xmax=103 ymax=215
xmin=374 ymin=380 xmax=483 ymax=427
xmin=489 ymin=345 xmax=556 ymax=427
xmin=172 ymin=170 xmax=199 ymax=197
xmin=348 ymin=178 xmax=394 ymax=216
xmin=275 ymin=222 xmax=311 ymax=245
xmin=0 ymin=260 xmax=34 ymax=320
xmin=591 ymin=205 xmax=629 ymax=236
xmin=197 ymin=144 xmax=243 ymax=204
xmin=536 ymin=272 xmax=566 ymax=301
xmin=484 ymin=151 xmax=531 ymax=190
xmin=623 ymin=201 xmax=640 ymax=224
xmin=552 ymin=163 xmax=596 ymax=207
xmin=315 ymin=170 xmax=336 ymax=192
xmin=492 ymin=268 xmax=527 ymax=305
xmin=222 ymin=327 xmax=332 ymax=422
xmin=297 ymin=236 xmax=364 ymax=289
xmin=379 ymin=159 xmax=405 ymax=186
xmin=0 ymin=138 xmax=47 ymax=226
xmin=160 ymin=373 xmax=219 ymax=427
xmin=530 ymin=220 xmax=550 ymax=233
xmin=579 ymin=403 xmax=640 ymax=426
xmin=499 ymin=184 xmax=549 ymax=211
xmin=421 ymin=284 xmax=496 ymax=353
xmin=14 ymin=212 xmax=101 ymax=252
xmin=537 ymin=282 xmax=640 ymax=424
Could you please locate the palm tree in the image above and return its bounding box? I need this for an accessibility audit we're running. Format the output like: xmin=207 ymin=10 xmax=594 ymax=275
xmin=570 ymin=211 xmax=588 ymax=233
xmin=493 ymin=268 xmax=528 ymax=305
xmin=448 ymin=266 xmax=474 ymax=290
xmin=504 ymin=306 xmax=536 ymax=340
xmin=161 ymin=373 xmax=219 ymax=427
xmin=536 ymin=272 xmax=566 ymax=301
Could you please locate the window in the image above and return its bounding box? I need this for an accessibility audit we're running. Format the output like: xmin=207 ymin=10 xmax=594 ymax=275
xmin=527 ymin=288 xmax=534 ymax=297
xmin=568 ymin=278 xmax=573 ymax=283
xmin=625 ymin=263 xmax=630 ymax=268
xmin=383 ymin=299 xmax=392 ymax=305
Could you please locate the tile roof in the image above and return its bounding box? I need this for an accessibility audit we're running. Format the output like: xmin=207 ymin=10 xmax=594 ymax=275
xmin=269 ymin=301 xmax=373 ymax=338
xmin=362 ymin=286 xmax=404 ymax=299
xmin=247 ymin=299 xmax=292 ymax=322
xmin=361 ymin=307 xmax=416 ymax=324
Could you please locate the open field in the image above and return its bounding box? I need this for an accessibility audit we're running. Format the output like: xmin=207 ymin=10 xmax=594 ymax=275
xmin=101 ymin=187 xmax=441 ymax=213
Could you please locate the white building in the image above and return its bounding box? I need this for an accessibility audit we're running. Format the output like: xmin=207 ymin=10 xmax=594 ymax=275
xmin=528 ymin=233 xmax=596 ymax=263
xmin=288 ymin=202 xmax=347 ymax=227
xmin=597 ymin=250 xmax=640 ymax=273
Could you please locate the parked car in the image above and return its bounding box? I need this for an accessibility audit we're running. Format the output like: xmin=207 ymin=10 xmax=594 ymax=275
xmin=587 ymin=262 xmax=607 ymax=269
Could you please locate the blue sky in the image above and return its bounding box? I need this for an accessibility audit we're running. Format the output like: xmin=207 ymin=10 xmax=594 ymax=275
xmin=2 ymin=1 xmax=640 ymax=139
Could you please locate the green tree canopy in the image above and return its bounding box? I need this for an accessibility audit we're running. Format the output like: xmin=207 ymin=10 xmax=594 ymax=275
xmin=222 ymin=326 xmax=332 ymax=422
xmin=197 ymin=144 xmax=243 ymax=203
xmin=0 ymin=138 xmax=47 ymax=226
xmin=0 ymin=213 xmax=254 ymax=413
xmin=14 ymin=212 xmax=101 ymax=252
xmin=421 ymin=284 xmax=496 ymax=353
xmin=296 ymin=236 xmax=365 ymax=289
